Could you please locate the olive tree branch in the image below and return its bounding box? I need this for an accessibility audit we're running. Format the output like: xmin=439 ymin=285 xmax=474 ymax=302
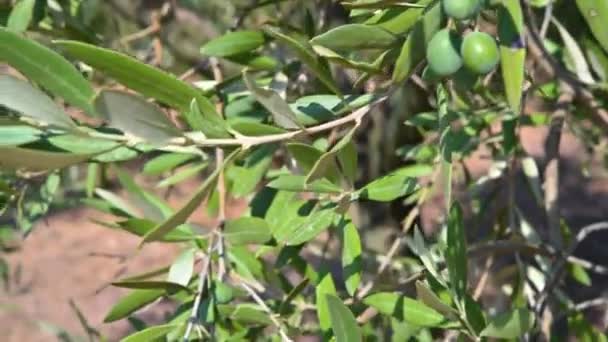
xmin=535 ymin=222 xmax=608 ymax=317
xmin=179 ymin=97 xmax=387 ymax=149
xmin=183 ymin=239 xmax=214 ymax=342
xmin=239 ymin=282 xmax=293 ymax=342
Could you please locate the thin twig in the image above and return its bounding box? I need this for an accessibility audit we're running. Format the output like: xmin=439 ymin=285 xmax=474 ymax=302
xmin=535 ymin=222 xmax=608 ymax=316
xmin=543 ymin=92 xmax=572 ymax=249
xmin=240 ymin=282 xmax=293 ymax=342
xmin=183 ymin=241 xmax=213 ymax=342
xmin=539 ymin=0 xmax=554 ymax=39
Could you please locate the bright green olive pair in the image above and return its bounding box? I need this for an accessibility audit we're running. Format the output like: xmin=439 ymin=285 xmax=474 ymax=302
xmin=426 ymin=29 xmax=499 ymax=77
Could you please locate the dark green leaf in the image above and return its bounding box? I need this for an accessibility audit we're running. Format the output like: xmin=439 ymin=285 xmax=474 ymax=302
xmin=283 ymin=207 xmax=337 ymax=245
xmin=111 ymin=280 xmax=190 ymax=293
xmin=201 ymin=30 xmax=265 ymax=57
xmin=224 ymin=217 xmax=272 ymax=245
xmin=94 ymin=90 xmax=180 ymax=145
xmin=121 ymin=324 xmax=178 ymax=342
xmin=243 ymin=71 xmax=302 ymax=130
xmin=0 ymin=125 xmax=41 ymax=146
xmin=363 ymin=292 xmax=446 ymax=327
xmin=316 ymin=272 xmax=337 ymax=332
xmin=103 ymin=289 xmax=164 ymax=323
xmin=6 ymin=0 xmax=35 ymax=32
xmin=219 ymin=304 xmax=273 ymax=325
xmin=481 ymin=308 xmax=534 ymax=339
xmin=498 ymin=0 xmax=525 ymax=113
xmin=143 ymin=153 xmax=197 ymax=176
xmin=366 ymin=0 xmax=433 ymax=34
xmin=325 ymin=294 xmax=362 ymax=342
xmin=359 ymin=164 xmax=431 ymax=201
xmin=267 ymin=175 xmax=343 ymax=194
xmin=415 ymin=281 xmax=458 ymax=320
xmin=157 ymin=162 xmax=208 ymax=188
xmin=115 ymin=219 xmax=196 ymax=242
xmin=311 ymin=24 xmax=397 ymax=50
xmin=341 ymin=220 xmax=362 ymax=296
xmin=446 ymin=203 xmax=467 ymax=299
xmin=337 ymin=140 xmax=358 ymax=183
xmin=229 ymin=120 xmax=287 ymax=136
xmin=392 ymin=1 xmax=443 ymax=83
xmin=0 ymin=28 xmax=95 ymax=115
xmin=0 ymin=75 xmax=76 ymax=129
xmin=55 ymin=40 xmax=211 ymax=112
xmin=576 ymin=0 xmax=608 ymax=54
xmin=0 ymin=147 xmax=90 ymax=171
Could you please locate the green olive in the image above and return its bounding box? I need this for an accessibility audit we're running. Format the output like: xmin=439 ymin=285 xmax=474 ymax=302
xmin=460 ymin=31 xmax=499 ymax=75
xmin=426 ymin=29 xmax=463 ymax=77
xmin=442 ymin=0 xmax=482 ymax=20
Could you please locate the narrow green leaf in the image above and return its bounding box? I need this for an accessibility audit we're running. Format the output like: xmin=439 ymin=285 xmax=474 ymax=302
xmin=157 ymin=163 xmax=208 ymax=188
xmin=0 ymin=147 xmax=90 ymax=171
xmin=183 ymin=98 xmax=231 ymax=138
xmin=116 ymin=219 xmax=196 ymax=242
xmin=263 ymin=25 xmax=341 ymax=95
xmin=415 ymin=281 xmax=459 ymax=320
xmin=337 ymin=140 xmax=358 ymax=183
xmin=167 ymin=248 xmax=195 ymax=287
xmin=325 ymin=294 xmax=362 ymax=342
xmin=498 ymin=0 xmax=525 ymax=113
xmin=143 ymin=153 xmax=196 ymax=176
xmin=121 ymin=324 xmax=179 ymax=342
xmin=229 ymin=120 xmax=287 ymax=136
xmin=363 ymin=292 xmax=446 ymax=327
xmin=481 ymin=308 xmax=534 ymax=339
xmin=359 ymin=164 xmax=431 ymax=202
xmin=311 ymin=45 xmax=383 ymax=73
xmin=7 ymin=0 xmax=35 ymax=32
xmin=316 ymin=272 xmax=337 ymax=332
xmin=111 ymin=280 xmax=190 ymax=293
xmin=224 ymin=217 xmax=272 ymax=245
xmin=284 ymin=207 xmax=337 ymax=246
xmin=94 ymin=90 xmax=180 ymax=145
xmin=115 ymin=167 xmax=174 ymax=221
xmin=310 ymin=24 xmax=397 ymax=50
xmin=446 ymin=203 xmax=467 ymax=299
xmin=392 ymin=2 xmax=443 ymax=83
xmin=55 ymin=40 xmax=210 ymax=112
xmin=243 ymin=71 xmax=302 ymax=130
xmin=576 ymin=0 xmax=608 ymax=54
xmin=0 ymin=125 xmax=41 ymax=146
xmin=306 ymin=127 xmax=356 ymax=184
xmin=95 ymin=188 xmax=138 ymax=217
xmin=0 ymin=28 xmax=95 ymax=115
xmin=103 ymin=289 xmax=164 ymax=323
xmin=291 ymin=94 xmax=376 ymax=126
xmin=367 ymin=0 xmax=433 ymax=34
xmin=267 ymin=175 xmax=343 ymax=194
xmin=201 ymin=30 xmax=265 ymax=57
xmin=141 ymin=149 xmax=240 ymax=243
xmin=287 ymin=142 xmax=325 ymax=172
xmin=220 ymin=304 xmax=273 ymax=325
xmin=341 ymin=220 xmax=362 ymax=296
xmin=226 ymin=52 xmax=280 ymax=70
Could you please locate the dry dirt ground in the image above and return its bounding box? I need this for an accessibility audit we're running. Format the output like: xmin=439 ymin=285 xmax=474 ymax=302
xmin=1 ymin=128 xmax=608 ymax=341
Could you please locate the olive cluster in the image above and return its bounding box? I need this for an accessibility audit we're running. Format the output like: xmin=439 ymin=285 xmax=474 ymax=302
xmin=426 ymin=0 xmax=499 ymax=78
